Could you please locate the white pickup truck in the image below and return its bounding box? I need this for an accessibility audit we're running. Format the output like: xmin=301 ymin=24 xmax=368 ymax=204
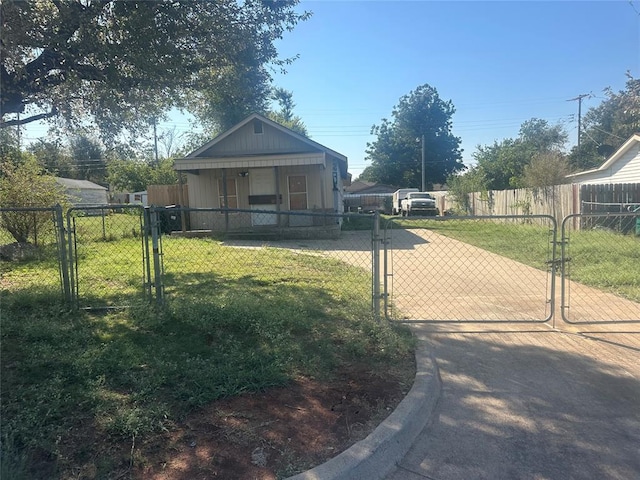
xmin=401 ymin=192 xmax=439 ymax=217
xmin=392 ymin=188 xmax=418 ymax=215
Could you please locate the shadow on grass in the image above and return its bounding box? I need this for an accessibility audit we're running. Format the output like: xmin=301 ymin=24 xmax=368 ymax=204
xmin=1 ymin=268 xmax=406 ymax=479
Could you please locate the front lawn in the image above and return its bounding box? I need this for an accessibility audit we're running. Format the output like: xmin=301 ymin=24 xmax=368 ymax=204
xmin=1 ymin=236 xmax=414 ymax=479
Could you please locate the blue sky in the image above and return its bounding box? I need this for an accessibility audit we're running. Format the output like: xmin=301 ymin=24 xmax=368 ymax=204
xmin=22 ymin=1 xmax=639 ymax=179
xmin=270 ymin=0 xmax=639 ymax=178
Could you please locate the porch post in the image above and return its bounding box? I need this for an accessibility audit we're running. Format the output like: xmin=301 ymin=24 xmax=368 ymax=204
xmin=178 ymin=173 xmax=186 ymax=232
xmin=222 ymin=168 xmax=229 ymax=232
xmin=274 ymin=166 xmax=282 ymax=226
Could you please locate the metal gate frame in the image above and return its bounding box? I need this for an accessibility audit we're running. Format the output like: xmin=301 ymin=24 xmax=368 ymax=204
xmin=560 ymin=212 xmax=640 ymax=324
xmin=66 ymin=205 xmax=151 ymax=309
xmin=382 ymin=214 xmax=558 ymax=323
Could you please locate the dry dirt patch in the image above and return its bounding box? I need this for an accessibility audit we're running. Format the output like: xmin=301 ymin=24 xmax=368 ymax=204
xmin=135 ymin=363 xmax=413 ymax=480
xmin=57 ymin=359 xmax=414 ymax=480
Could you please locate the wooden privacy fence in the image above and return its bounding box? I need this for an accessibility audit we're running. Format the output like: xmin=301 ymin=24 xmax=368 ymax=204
xmin=147 ymin=184 xmax=189 ymax=206
xmin=430 ymin=183 xmax=640 ymax=226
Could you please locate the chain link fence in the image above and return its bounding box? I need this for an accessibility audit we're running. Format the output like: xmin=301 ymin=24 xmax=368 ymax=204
xmin=0 ymin=206 xmax=68 ymax=303
xmin=383 ymin=215 xmax=558 ymax=322
xmin=561 ymin=212 xmax=640 ymax=323
xmin=66 ymin=205 xmax=150 ymax=309
xmin=2 ymin=205 xmax=638 ymax=324
xmin=153 ymin=208 xmax=377 ymax=315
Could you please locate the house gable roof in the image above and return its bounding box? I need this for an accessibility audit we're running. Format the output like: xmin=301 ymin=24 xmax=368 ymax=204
xmin=187 ymin=113 xmax=347 ymax=164
xmin=55 ymin=177 xmax=107 ymax=190
xmin=567 ymin=133 xmax=640 ymax=179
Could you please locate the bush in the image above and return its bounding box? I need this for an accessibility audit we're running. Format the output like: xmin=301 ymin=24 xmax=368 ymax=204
xmin=0 ymin=157 xmax=69 ymax=244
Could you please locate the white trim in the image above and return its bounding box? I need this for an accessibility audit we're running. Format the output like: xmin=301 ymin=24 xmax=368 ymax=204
xmin=175 ymin=153 xmax=325 ymax=171
xmin=567 ymin=133 xmax=640 ymax=179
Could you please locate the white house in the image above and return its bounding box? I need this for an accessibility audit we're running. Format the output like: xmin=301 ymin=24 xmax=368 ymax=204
xmin=55 ymin=177 xmax=108 ymax=205
xmin=567 ymin=133 xmax=640 ymax=184
xmin=173 ymin=113 xmax=349 ymax=234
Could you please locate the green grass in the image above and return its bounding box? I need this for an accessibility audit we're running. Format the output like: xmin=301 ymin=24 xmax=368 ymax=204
xmin=1 ymin=235 xmax=414 ymax=479
xmin=389 ymin=217 xmax=640 ymax=302
xmin=392 ymin=218 xmax=556 ymax=269
xmin=563 ymin=229 xmax=640 ymax=302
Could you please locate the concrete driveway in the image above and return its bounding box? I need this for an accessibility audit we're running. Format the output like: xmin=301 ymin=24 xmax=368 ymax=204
xmin=387 ymin=322 xmax=640 ymax=480
xmin=226 ymin=227 xmax=640 ymax=479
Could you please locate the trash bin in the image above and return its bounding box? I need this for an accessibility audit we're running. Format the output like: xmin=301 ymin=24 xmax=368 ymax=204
xmin=160 ymin=205 xmax=183 ymax=234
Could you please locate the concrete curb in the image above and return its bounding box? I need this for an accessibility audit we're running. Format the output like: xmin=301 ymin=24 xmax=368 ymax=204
xmin=286 ymin=340 xmax=441 ymax=480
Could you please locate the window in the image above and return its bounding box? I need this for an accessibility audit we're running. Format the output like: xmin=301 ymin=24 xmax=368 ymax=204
xmin=288 ymin=175 xmax=307 ymax=210
xmin=253 ymin=120 xmax=263 ymax=134
xmin=218 ymin=178 xmax=238 ymax=208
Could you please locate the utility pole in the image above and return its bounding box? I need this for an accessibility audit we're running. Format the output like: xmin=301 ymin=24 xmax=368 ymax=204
xmin=152 ymin=117 xmax=159 ymax=166
xmin=421 ymin=134 xmax=426 ymax=192
xmin=16 ymin=113 xmax=21 ymax=149
xmin=567 ymin=93 xmax=590 ymax=161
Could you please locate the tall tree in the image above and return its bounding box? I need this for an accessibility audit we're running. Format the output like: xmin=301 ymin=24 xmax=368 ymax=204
xmin=190 ymin=64 xmax=273 ymax=133
xmin=107 ymin=158 xmax=177 ymax=193
xmin=69 ymin=134 xmax=107 ymax=184
xmin=266 ymin=88 xmax=308 ymax=136
xmin=362 ymin=84 xmax=463 ymax=189
xmin=1 ymin=0 xmax=309 ymax=141
xmin=27 ymin=139 xmax=75 ymax=178
xmin=473 ymin=118 xmax=568 ymax=190
xmin=569 ymin=73 xmax=640 ymax=170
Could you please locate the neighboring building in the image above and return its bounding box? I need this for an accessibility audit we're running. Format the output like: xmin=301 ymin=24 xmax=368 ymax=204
xmin=110 ymin=191 xmax=149 ymax=206
xmin=173 ymin=113 xmax=349 ymax=234
xmin=345 ymin=180 xmax=397 ymax=194
xmin=127 ymin=191 xmax=148 ymax=206
xmin=344 ymin=181 xmax=398 ymax=214
xmin=55 ymin=177 xmax=108 ymax=206
xmin=567 ymin=133 xmax=640 ymax=184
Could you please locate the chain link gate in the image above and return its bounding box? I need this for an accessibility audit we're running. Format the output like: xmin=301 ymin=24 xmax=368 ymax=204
xmin=383 ymin=215 xmax=558 ymax=323
xmin=560 ymin=212 xmax=640 ymax=324
xmin=67 ymin=205 xmax=152 ymax=309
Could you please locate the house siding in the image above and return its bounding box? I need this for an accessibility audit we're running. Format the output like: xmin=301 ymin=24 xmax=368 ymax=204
xmin=199 ymin=121 xmax=316 ymax=157
xmin=55 ymin=178 xmax=108 ymax=206
xmin=572 ymin=142 xmax=640 ymax=184
xmin=175 ymin=114 xmax=348 ymax=233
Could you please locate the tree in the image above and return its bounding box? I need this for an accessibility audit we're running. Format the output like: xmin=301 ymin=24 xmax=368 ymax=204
xmin=107 ymin=158 xmax=177 ymax=193
xmin=266 ymin=88 xmax=308 ymax=136
xmin=473 ymin=118 xmax=568 ymax=190
xmin=446 ymin=166 xmax=488 ymax=214
xmin=69 ymin=134 xmax=107 ymax=184
xmin=362 ymin=84 xmax=463 ymax=189
xmin=522 ymin=152 xmax=570 ymax=189
xmin=27 ymin=139 xmax=75 ymax=178
xmin=1 ymin=0 xmax=309 ymax=141
xmin=189 ymin=64 xmax=273 ymax=134
xmin=158 ymin=126 xmax=185 ymax=159
xmin=0 ymin=127 xmax=23 ymax=167
xmin=0 ymin=156 xmax=69 ymax=243
xmin=569 ymin=73 xmax=640 ymax=170
xmin=518 ymin=118 xmax=567 ymax=152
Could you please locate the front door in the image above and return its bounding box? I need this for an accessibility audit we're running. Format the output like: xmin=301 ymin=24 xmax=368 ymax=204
xmin=249 ymin=168 xmax=277 ymax=226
